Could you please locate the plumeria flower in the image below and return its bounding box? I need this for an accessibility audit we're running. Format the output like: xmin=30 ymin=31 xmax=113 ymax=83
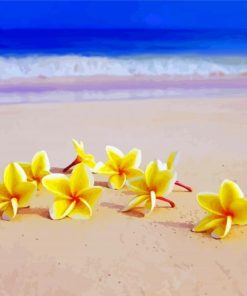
xmin=95 ymin=145 xmax=143 ymax=190
xmin=63 ymin=139 xmax=96 ymax=172
xmin=19 ymin=150 xmax=50 ymax=189
xmin=158 ymin=151 xmax=192 ymax=192
xmin=43 ymin=163 xmax=103 ymax=220
xmin=123 ymin=161 xmax=177 ymax=216
xmin=0 ymin=163 xmax=36 ymax=221
xmin=192 ymin=180 xmax=247 ymax=239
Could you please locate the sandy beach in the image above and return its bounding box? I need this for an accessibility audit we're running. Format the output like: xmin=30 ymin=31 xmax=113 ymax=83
xmin=0 ymin=95 xmax=247 ymax=295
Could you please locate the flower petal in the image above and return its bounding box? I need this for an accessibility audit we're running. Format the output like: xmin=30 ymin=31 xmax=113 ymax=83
xmin=145 ymin=161 xmax=159 ymax=189
xmin=126 ymin=176 xmax=148 ymax=195
xmin=49 ymin=200 xmax=76 ymax=220
xmin=197 ymin=193 xmax=224 ymax=215
xmin=167 ymin=151 xmax=179 ymax=170
xmin=219 ymin=179 xmax=244 ymax=211
xmin=72 ymin=138 xmax=84 ymax=158
xmin=106 ymin=145 xmax=123 ymax=165
xmin=32 ymin=151 xmax=50 ymax=177
xmin=211 ymin=216 xmax=232 ymax=239
xmin=0 ymin=184 xmax=11 ymax=201
xmin=122 ymin=194 xmax=149 ymax=212
xmin=122 ymin=148 xmax=141 ymax=169
xmin=155 ymin=170 xmax=177 ymax=196
xmin=42 ymin=174 xmax=71 ymax=199
xmin=192 ymin=215 xmax=225 ymax=232
xmin=0 ymin=201 xmax=10 ymax=211
xmin=125 ymin=168 xmax=144 ymax=180
xmin=94 ymin=162 xmax=116 ymax=175
xmin=68 ymin=198 xmax=92 ymax=220
xmin=15 ymin=182 xmax=37 ymax=208
xmin=70 ymin=164 xmax=94 ymax=195
xmin=230 ymin=198 xmax=247 ymax=225
xmin=108 ymin=174 xmax=126 ymax=190
xmin=4 ymin=163 xmax=27 ymax=195
xmin=2 ymin=198 xmax=18 ymax=221
xmin=19 ymin=163 xmax=33 ymax=180
xmin=83 ymin=155 xmax=96 ymax=169
xmin=145 ymin=191 xmax=156 ymax=216
xmin=77 ymin=186 xmax=103 ymax=208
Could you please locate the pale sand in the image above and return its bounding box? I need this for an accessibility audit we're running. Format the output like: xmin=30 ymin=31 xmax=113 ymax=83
xmin=0 ymin=96 xmax=247 ymax=295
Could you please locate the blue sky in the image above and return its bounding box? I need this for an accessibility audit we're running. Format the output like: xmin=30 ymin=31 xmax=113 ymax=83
xmin=0 ymin=1 xmax=247 ymax=29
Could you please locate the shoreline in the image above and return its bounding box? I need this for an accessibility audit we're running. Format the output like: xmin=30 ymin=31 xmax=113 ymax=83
xmin=1 ymin=75 xmax=247 ymax=93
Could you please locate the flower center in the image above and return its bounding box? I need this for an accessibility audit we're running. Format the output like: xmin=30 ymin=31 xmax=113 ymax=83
xmin=118 ymin=168 xmax=125 ymax=176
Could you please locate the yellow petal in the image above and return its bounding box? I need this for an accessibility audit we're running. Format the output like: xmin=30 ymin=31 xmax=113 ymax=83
xmin=145 ymin=161 xmax=176 ymax=195
xmin=4 ymin=163 xmax=27 ymax=195
xmin=83 ymin=155 xmax=96 ymax=169
xmin=19 ymin=163 xmax=33 ymax=180
xmin=15 ymin=182 xmax=37 ymax=208
xmin=106 ymin=146 xmax=123 ymax=165
xmin=72 ymin=138 xmax=84 ymax=158
xmin=68 ymin=198 xmax=92 ymax=220
xmin=167 ymin=151 xmax=179 ymax=170
xmin=219 ymin=179 xmax=244 ymax=211
xmin=0 ymin=201 xmax=10 ymax=211
xmin=94 ymin=162 xmax=116 ymax=175
xmin=49 ymin=199 xmax=76 ymax=220
xmin=2 ymin=198 xmax=18 ymax=221
xmin=157 ymin=160 xmax=168 ymax=171
xmin=122 ymin=148 xmax=141 ymax=169
xmin=42 ymin=174 xmax=71 ymax=199
xmin=70 ymin=164 xmax=94 ymax=195
xmin=126 ymin=176 xmax=148 ymax=195
xmin=122 ymin=194 xmax=149 ymax=212
xmin=145 ymin=161 xmax=159 ymax=188
xmin=0 ymin=184 xmax=11 ymax=201
xmin=211 ymin=216 xmax=232 ymax=239
xmin=32 ymin=151 xmax=50 ymax=178
xmin=230 ymin=199 xmax=247 ymax=225
xmin=192 ymin=215 xmax=225 ymax=232
xmin=145 ymin=191 xmax=156 ymax=216
xmin=77 ymin=186 xmax=103 ymax=208
xmin=108 ymin=174 xmax=126 ymax=190
xmin=155 ymin=170 xmax=177 ymax=196
xmin=125 ymin=168 xmax=144 ymax=180
xmin=197 ymin=193 xmax=224 ymax=215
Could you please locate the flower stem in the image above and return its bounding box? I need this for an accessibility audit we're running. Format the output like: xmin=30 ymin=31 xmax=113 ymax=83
xmin=157 ymin=197 xmax=175 ymax=208
xmin=63 ymin=157 xmax=80 ymax=173
xmin=175 ymin=180 xmax=192 ymax=192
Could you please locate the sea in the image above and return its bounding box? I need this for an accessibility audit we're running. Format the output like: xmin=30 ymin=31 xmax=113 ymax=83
xmin=0 ymin=28 xmax=247 ymax=103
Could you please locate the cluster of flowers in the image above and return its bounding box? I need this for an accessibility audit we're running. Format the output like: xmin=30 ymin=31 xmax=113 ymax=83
xmin=0 ymin=139 xmax=247 ymax=239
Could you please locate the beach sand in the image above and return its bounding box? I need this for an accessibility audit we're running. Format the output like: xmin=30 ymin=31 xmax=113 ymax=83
xmin=0 ymin=95 xmax=247 ymax=295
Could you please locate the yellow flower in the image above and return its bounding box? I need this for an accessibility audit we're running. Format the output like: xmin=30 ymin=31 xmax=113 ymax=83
xmin=158 ymin=151 xmax=192 ymax=192
xmin=19 ymin=150 xmax=50 ymax=189
xmin=193 ymin=180 xmax=247 ymax=239
xmin=95 ymin=145 xmax=143 ymax=190
xmin=63 ymin=139 xmax=96 ymax=172
xmin=0 ymin=163 xmax=36 ymax=221
xmin=43 ymin=163 xmax=103 ymax=220
xmin=123 ymin=161 xmax=177 ymax=216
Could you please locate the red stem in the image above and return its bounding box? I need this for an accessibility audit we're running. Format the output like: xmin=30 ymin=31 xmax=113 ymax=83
xmin=63 ymin=157 xmax=80 ymax=173
xmin=175 ymin=180 xmax=192 ymax=192
xmin=157 ymin=197 xmax=176 ymax=208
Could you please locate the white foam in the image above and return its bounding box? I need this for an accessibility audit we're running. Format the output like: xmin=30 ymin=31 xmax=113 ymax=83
xmin=0 ymin=55 xmax=247 ymax=79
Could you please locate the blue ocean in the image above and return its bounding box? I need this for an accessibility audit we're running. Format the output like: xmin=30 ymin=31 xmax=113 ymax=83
xmin=0 ymin=29 xmax=247 ymax=79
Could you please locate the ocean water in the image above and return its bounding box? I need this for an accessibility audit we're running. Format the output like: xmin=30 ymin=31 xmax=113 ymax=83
xmin=0 ymin=28 xmax=247 ymax=79
xmin=0 ymin=29 xmax=247 ymax=103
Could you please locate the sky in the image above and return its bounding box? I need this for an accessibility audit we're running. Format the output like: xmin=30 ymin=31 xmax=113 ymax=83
xmin=0 ymin=1 xmax=247 ymax=29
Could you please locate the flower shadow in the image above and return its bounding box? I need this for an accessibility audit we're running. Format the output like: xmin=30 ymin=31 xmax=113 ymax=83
xmin=18 ymin=207 xmax=50 ymax=219
xmin=154 ymin=220 xmax=194 ymax=229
